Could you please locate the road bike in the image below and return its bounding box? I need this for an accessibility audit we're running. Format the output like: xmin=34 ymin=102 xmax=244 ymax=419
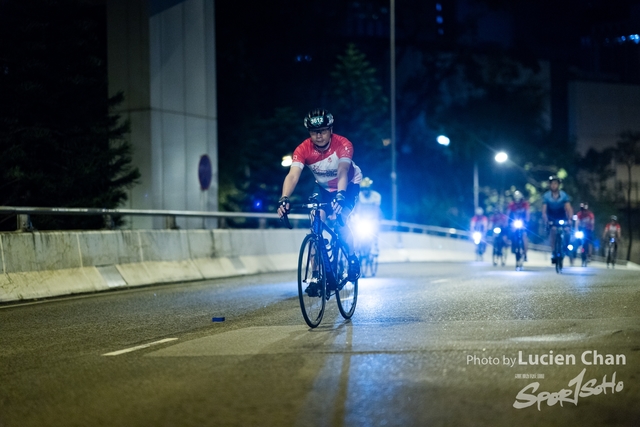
xmin=550 ymin=219 xmax=569 ymax=274
xmin=282 ymin=195 xmax=358 ymax=328
xmin=491 ymin=226 xmax=508 ymax=267
xmin=351 ymin=213 xmax=379 ymax=278
xmin=605 ymin=237 xmax=618 ymax=269
xmin=511 ymin=220 xmax=526 ymax=271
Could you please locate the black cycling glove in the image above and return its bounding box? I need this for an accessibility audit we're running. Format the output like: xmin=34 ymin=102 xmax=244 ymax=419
xmin=333 ymin=190 xmax=348 ymax=208
xmin=278 ymin=196 xmax=290 ymax=213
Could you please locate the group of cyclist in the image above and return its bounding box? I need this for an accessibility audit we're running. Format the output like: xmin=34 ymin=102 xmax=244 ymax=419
xmin=276 ymin=108 xmax=622 ymax=279
xmin=470 ymin=189 xmax=530 ymax=263
xmin=470 ymin=175 xmax=623 ymax=266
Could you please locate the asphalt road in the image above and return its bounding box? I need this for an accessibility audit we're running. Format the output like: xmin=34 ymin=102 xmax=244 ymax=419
xmin=1 ymin=261 xmax=639 ymax=427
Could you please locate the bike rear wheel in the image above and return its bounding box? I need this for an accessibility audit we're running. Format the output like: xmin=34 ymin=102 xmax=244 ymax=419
xmin=298 ymin=234 xmax=326 ymax=328
xmin=335 ymin=244 xmax=358 ymax=319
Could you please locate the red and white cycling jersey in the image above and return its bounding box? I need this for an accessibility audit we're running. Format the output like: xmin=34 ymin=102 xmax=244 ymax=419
xmin=604 ymin=223 xmax=621 ymax=237
xmin=292 ymin=134 xmax=362 ymax=192
xmin=576 ymin=210 xmax=595 ymax=230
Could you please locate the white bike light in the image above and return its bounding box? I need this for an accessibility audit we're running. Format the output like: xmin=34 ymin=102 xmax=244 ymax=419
xmin=472 ymin=232 xmax=482 ymax=245
xmin=574 ymin=231 xmax=584 ymax=239
xmin=567 ymin=244 xmax=574 ymax=251
xmin=493 ymin=227 xmax=501 ymax=234
xmin=354 ymin=218 xmax=376 ymax=239
xmin=513 ymin=220 xmax=523 ymax=229
xmin=559 ymin=220 xmax=565 ymax=225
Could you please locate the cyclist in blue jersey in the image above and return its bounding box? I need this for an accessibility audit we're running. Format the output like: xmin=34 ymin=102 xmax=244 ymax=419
xmin=541 ymin=176 xmax=574 ymax=264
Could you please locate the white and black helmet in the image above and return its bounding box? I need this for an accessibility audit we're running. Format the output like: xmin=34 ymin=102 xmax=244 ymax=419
xmin=304 ymin=108 xmax=334 ymax=130
xmin=513 ymin=190 xmax=523 ymax=202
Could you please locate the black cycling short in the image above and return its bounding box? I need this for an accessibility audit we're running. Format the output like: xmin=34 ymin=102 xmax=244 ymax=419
xmin=317 ymin=182 xmax=360 ymax=216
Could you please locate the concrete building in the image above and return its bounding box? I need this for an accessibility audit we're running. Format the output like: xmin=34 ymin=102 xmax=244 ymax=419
xmin=106 ymin=0 xmax=218 ymax=229
xmin=569 ymin=81 xmax=640 ymax=205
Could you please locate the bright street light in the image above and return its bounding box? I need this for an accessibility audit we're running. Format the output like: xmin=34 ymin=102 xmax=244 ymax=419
xmin=281 ymin=155 xmax=292 ymax=167
xmin=437 ymin=135 xmax=450 ymax=146
xmin=495 ymin=151 xmax=508 ymax=163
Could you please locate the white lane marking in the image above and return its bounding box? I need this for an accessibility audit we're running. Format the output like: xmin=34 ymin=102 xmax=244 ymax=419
xmin=430 ymin=279 xmax=449 ymax=284
xmin=102 ymin=338 xmax=178 ymax=356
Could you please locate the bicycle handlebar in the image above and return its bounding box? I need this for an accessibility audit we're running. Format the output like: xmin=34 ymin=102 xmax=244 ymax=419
xmin=281 ymin=213 xmax=293 ymax=229
xmin=279 ymin=201 xmax=344 ymax=229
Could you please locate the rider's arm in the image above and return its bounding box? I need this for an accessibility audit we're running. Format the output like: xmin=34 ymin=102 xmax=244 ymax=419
xmin=331 ymin=162 xmax=351 ymax=216
xmin=564 ymin=202 xmax=573 ymax=224
xmin=281 ymin=166 xmax=302 ymax=198
xmin=336 ymin=161 xmax=350 ymax=192
xmin=278 ymin=166 xmax=302 ymax=217
xmin=541 ymin=203 xmax=548 ymax=223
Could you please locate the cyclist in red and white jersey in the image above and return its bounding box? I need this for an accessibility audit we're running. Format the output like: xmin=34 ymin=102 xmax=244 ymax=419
xmin=470 ymin=207 xmax=488 ymax=233
xmin=277 ymin=108 xmax=362 ymax=280
xmin=576 ymin=202 xmax=595 ymax=259
xmin=507 ymin=190 xmax=530 ymax=261
xmin=602 ymin=215 xmax=622 ymax=248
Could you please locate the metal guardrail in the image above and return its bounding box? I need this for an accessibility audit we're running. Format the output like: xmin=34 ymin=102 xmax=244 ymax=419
xmin=0 ymin=206 xmax=308 ymax=231
xmin=0 ymin=206 xmax=472 ymax=238
xmin=1 ymin=206 xmax=625 ymax=263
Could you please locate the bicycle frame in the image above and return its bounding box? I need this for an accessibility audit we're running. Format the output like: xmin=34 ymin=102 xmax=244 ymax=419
xmin=302 ymin=201 xmax=347 ymax=290
xmin=285 ymin=196 xmax=358 ymax=328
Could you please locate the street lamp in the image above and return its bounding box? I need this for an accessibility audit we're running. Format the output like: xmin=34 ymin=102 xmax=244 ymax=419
xmin=438 ymin=136 xmax=508 ymax=210
xmin=437 ymin=135 xmax=450 ymax=146
xmin=390 ymin=0 xmax=397 ymax=222
xmin=494 ymin=151 xmax=508 ymax=208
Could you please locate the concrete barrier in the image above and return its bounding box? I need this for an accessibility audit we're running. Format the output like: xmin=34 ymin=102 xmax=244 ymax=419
xmin=1 ymin=229 xmax=638 ymax=303
xmin=0 ymin=229 xmax=310 ymax=302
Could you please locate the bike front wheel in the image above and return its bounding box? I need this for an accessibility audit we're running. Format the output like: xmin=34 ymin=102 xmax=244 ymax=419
xmin=298 ymin=234 xmax=326 ymax=328
xmin=335 ymin=245 xmax=358 ymax=319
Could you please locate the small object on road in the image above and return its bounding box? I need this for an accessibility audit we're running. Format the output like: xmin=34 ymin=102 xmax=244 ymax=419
xmin=212 ymin=317 xmax=225 ymax=322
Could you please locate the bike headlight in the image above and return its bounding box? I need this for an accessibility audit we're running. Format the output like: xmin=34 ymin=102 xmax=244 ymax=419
xmin=559 ymin=220 xmax=565 ymax=225
xmin=472 ymin=232 xmax=482 ymax=244
xmin=574 ymin=231 xmax=584 ymax=239
xmin=354 ymin=219 xmax=376 ymax=239
xmin=567 ymin=244 xmax=574 ymax=251
xmin=513 ymin=220 xmax=523 ymax=229
xmin=493 ymin=227 xmax=501 ymax=234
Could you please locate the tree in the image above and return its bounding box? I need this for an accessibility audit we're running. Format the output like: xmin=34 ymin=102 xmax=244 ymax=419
xmin=218 ymin=107 xmax=316 ymax=226
xmin=614 ymin=130 xmax=640 ymax=261
xmin=328 ymin=43 xmax=390 ymax=214
xmin=396 ymin=47 xmax=554 ymax=225
xmin=0 ymin=0 xmax=139 ymax=230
